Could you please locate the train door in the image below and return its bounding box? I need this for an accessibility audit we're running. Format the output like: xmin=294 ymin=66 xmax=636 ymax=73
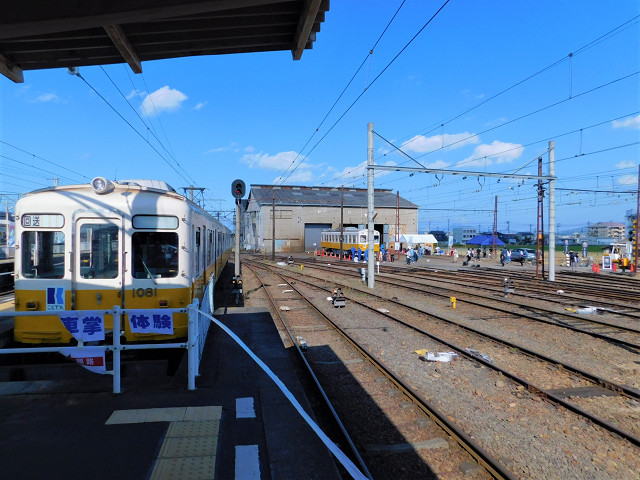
xmin=73 ymin=217 xmax=123 ymax=325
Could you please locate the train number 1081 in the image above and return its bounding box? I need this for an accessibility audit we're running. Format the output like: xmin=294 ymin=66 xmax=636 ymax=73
xmin=131 ymin=288 xmax=158 ymax=298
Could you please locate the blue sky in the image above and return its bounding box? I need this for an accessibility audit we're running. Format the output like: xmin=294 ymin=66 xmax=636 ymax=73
xmin=1 ymin=1 xmax=639 ymax=234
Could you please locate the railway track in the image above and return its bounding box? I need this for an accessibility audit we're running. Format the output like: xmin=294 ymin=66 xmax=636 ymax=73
xmin=299 ymin=259 xmax=640 ymax=350
xmin=241 ymin=255 xmax=640 ymax=479
xmin=245 ymin=260 xmax=506 ymax=480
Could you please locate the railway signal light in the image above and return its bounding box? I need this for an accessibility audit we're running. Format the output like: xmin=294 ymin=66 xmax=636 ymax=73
xmin=630 ymin=219 xmax=637 ymax=244
xmin=231 ymin=179 xmax=246 ymax=199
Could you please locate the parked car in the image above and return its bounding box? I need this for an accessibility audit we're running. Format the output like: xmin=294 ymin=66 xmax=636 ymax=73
xmin=510 ymin=248 xmax=537 ymax=264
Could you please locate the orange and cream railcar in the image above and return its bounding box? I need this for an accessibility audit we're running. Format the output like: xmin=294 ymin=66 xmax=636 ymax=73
xmin=14 ymin=177 xmax=231 ymax=344
xmin=320 ymin=227 xmax=380 ymax=255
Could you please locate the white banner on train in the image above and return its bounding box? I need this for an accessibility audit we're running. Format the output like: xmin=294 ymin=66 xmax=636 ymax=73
xmin=64 ymin=347 xmax=107 ymax=374
xmin=58 ymin=312 xmax=105 ymax=342
xmin=127 ymin=310 xmax=174 ymax=335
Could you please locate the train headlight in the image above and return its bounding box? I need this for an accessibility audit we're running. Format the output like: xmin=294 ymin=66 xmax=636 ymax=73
xmin=91 ymin=177 xmax=115 ymax=195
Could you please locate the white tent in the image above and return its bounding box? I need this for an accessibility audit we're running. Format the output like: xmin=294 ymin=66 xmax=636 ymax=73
xmin=399 ymin=234 xmax=438 ymax=246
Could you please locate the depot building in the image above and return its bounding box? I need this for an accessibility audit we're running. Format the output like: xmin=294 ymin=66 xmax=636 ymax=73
xmin=240 ymin=185 xmax=419 ymax=253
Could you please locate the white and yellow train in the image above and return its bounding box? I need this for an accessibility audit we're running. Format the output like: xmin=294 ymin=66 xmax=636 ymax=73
xmin=320 ymin=227 xmax=380 ymax=255
xmin=14 ymin=177 xmax=231 ymax=344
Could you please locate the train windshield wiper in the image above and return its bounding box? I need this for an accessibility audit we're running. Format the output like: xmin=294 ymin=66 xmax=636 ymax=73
xmin=139 ymin=257 xmax=158 ymax=285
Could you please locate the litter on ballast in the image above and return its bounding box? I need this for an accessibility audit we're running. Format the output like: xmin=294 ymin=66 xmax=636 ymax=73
xmin=279 ymin=306 xmax=290 ymax=311
xmin=278 ymin=284 xmax=288 ymax=287
xmin=377 ymin=308 xmax=390 ymax=314
xmin=414 ymin=349 xmax=428 ymax=356
xmin=423 ymin=352 xmax=458 ymax=362
xmin=577 ymin=306 xmax=598 ymax=314
xmin=277 ymin=262 xmax=287 ymax=266
xmin=556 ymin=290 xmax=564 ymax=294
xmin=465 ymin=348 xmax=493 ymax=363
xmin=326 ymin=296 xmax=333 ymax=301
xmin=282 ymin=289 xmax=294 ymax=293
xmin=296 ymin=336 xmax=308 ymax=351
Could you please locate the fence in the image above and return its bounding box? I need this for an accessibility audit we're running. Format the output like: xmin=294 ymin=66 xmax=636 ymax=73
xmin=0 ymin=300 xmax=203 ymax=394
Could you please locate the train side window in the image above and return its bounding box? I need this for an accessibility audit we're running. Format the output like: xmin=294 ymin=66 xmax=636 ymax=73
xmin=132 ymin=232 xmax=178 ymax=279
xmin=79 ymin=224 xmax=119 ymax=279
xmin=21 ymin=231 xmax=65 ymax=279
xmin=359 ymin=233 xmax=366 ymax=243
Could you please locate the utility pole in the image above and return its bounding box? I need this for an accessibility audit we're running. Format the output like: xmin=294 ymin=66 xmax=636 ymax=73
xmin=340 ymin=187 xmax=344 ymax=261
xmin=367 ymin=122 xmax=375 ymax=288
xmin=271 ymin=191 xmax=276 ymax=262
xmin=395 ymin=191 xmax=400 ymax=243
xmin=536 ymin=157 xmax=545 ymax=279
xmin=492 ymin=196 xmax=498 ymax=258
xmin=548 ymin=141 xmax=556 ymax=281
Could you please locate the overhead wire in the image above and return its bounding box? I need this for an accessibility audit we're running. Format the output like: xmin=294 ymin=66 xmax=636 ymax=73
xmin=274 ymin=1 xmax=407 ymax=186
xmin=393 ymin=14 xmax=640 ymax=152
xmin=99 ymin=66 xmax=199 ymax=186
xmin=278 ymin=0 xmax=452 ymax=185
xmin=72 ymin=71 xmax=194 ymax=185
xmin=0 ymin=140 xmax=90 ymax=183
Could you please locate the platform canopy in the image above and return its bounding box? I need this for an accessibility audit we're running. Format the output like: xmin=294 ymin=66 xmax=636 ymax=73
xmin=466 ymin=234 xmax=505 ymax=246
xmin=0 ymin=0 xmax=330 ymax=83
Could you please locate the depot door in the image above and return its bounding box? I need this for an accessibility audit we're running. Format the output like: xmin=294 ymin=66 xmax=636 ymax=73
xmin=74 ymin=218 xmax=124 ymax=313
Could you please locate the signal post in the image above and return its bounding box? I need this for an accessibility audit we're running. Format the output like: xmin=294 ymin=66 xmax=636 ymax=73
xmin=231 ymin=179 xmax=245 ymax=303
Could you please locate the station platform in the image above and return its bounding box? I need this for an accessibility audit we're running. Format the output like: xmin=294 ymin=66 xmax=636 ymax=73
xmin=0 ymin=306 xmax=343 ymax=480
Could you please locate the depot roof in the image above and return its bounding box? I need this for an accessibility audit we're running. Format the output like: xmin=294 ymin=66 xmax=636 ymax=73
xmin=248 ymin=185 xmax=419 ymax=209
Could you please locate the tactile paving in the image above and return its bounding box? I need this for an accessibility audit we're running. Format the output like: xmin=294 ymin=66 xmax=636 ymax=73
xmin=158 ymin=436 xmax=219 ymax=458
xmin=166 ymin=420 xmax=220 ymax=438
xmin=184 ymin=406 xmax=222 ymax=421
xmin=149 ymin=456 xmax=216 ymax=480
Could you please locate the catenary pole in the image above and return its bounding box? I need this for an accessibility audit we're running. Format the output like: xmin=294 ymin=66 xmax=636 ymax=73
xmin=548 ymin=141 xmax=556 ymax=281
xmin=367 ymin=123 xmax=375 ymax=288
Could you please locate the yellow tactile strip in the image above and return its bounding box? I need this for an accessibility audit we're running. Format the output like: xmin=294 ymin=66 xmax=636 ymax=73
xmin=105 ymin=406 xmax=222 ymax=480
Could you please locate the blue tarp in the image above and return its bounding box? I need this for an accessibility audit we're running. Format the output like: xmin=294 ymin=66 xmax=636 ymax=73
xmin=465 ymin=234 xmax=505 ymax=246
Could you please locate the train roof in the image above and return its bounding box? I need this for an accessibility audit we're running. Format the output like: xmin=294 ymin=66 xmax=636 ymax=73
xmin=248 ymin=185 xmax=419 ymax=209
xmin=22 ymin=178 xmax=178 ymax=197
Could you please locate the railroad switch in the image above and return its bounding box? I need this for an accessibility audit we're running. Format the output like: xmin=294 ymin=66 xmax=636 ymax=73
xmin=332 ymin=287 xmax=347 ymax=308
xmin=503 ymin=277 xmax=515 ymax=296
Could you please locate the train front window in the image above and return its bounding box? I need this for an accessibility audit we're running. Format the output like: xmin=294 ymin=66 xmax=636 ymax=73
xmin=80 ymin=224 xmax=119 ymax=279
xmin=132 ymin=232 xmax=178 ymax=279
xmin=21 ymin=231 xmax=65 ymax=279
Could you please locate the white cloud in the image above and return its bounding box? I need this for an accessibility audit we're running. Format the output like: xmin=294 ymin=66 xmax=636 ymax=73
xmin=141 ymin=86 xmax=188 ymax=116
xmin=400 ymin=132 xmax=480 ymax=154
xmin=615 ymin=160 xmax=636 ymax=169
xmin=612 ymin=115 xmax=640 ymax=129
xmin=462 ymin=140 xmax=523 ymax=166
xmin=35 ymin=93 xmax=59 ymax=102
xmin=205 ymin=146 xmax=228 ymax=154
xmin=194 ymin=102 xmax=206 ymax=110
xmin=618 ymin=174 xmax=638 ymax=186
xmin=424 ymin=160 xmax=449 ymax=169
xmin=126 ymin=89 xmax=145 ymax=100
xmin=241 ymin=151 xmax=302 ymax=171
